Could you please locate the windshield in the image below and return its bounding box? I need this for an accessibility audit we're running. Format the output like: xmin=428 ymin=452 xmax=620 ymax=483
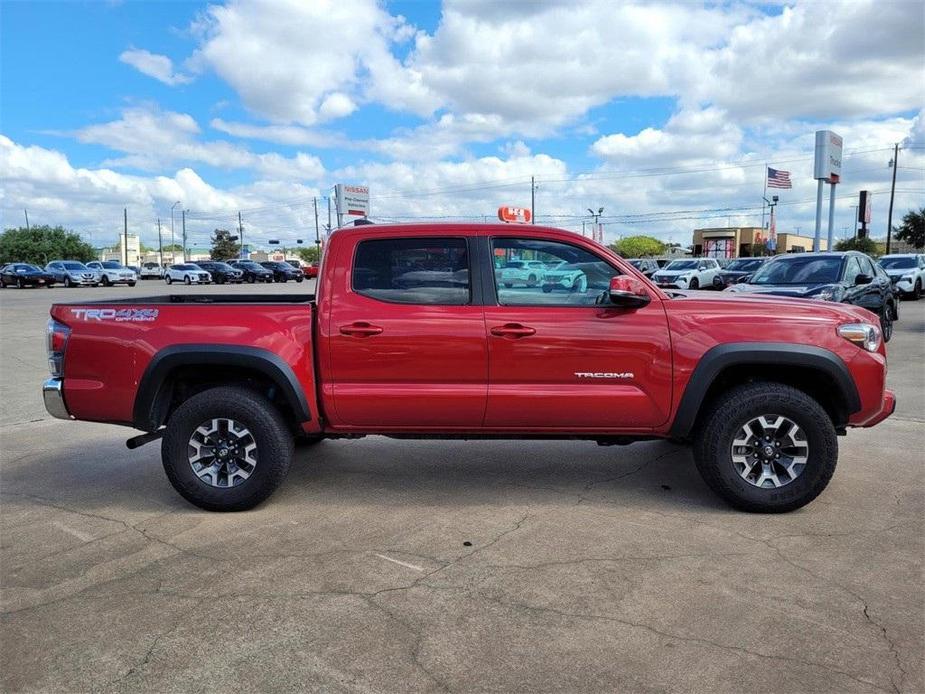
xmin=726 ymin=258 xmax=763 ymax=271
xmin=62 ymin=262 xmax=87 ymax=270
xmin=15 ymin=264 xmax=41 ymax=272
xmin=879 ymin=257 xmax=916 ymax=269
xmin=665 ymin=260 xmax=697 ymax=270
xmin=751 ymin=257 xmax=843 ymax=285
xmin=101 ymin=261 xmax=123 ymax=269
xmin=211 ymin=263 xmax=234 ymax=270
xmin=504 ymin=261 xmax=525 ymax=269
xmin=238 ymin=262 xmax=263 ymax=269
xmin=629 ymin=260 xmax=642 ymax=268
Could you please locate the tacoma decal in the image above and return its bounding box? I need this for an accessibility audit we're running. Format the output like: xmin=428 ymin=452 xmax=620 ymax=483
xmin=71 ymin=308 xmax=159 ymax=322
xmin=574 ymin=371 xmax=634 ymax=379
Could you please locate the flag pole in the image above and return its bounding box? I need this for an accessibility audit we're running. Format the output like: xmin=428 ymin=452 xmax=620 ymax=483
xmin=760 ymin=163 xmax=768 ymax=230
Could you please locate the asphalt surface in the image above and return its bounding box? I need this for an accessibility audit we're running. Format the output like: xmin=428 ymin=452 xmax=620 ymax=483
xmin=1 ymin=280 xmax=923 ymax=693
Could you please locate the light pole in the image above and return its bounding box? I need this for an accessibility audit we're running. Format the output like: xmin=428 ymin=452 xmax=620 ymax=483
xmin=170 ymin=201 xmax=180 ymax=263
xmin=587 ymin=207 xmax=603 ymax=243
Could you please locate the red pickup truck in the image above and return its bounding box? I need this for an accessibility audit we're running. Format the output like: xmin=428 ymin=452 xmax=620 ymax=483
xmin=42 ymin=224 xmax=895 ymax=513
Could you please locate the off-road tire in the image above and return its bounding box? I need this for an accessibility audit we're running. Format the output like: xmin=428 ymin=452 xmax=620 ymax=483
xmin=161 ymin=386 xmax=294 ymax=512
xmin=693 ymin=382 xmax=837 ymax=513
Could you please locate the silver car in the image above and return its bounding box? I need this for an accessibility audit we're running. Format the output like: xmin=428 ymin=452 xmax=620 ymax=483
xmin=86 ymin=261 xmax=137 ymax=287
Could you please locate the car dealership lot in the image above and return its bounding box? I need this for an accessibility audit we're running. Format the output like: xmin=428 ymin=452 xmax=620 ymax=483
xmin=1 ymin=283 xmax=922 ymax=692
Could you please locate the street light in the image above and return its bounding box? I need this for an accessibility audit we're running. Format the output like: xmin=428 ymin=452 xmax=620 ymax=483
xmin=170 ymin=201 xmax=181 ymax=262
xmin=587 ymin=207 xmax=604 ymax=241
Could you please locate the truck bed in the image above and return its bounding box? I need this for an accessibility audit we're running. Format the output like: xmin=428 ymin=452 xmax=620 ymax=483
xmin=62 ymin=293 xmax=315 ymax=305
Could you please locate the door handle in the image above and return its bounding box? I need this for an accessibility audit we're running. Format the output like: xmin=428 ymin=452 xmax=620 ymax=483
xmin=340 ymin=322 xmax=383 ymax=337
xmin=490 ymin=323 xmax=536 ymax=338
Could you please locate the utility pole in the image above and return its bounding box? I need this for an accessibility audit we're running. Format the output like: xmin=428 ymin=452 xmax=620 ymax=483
xmin=238 ymin=211 xmax=245 ymax=259
xmin=313 ymin=197 xmax=321 ymax=247
xmin=170 ymin=201 xmax=180 ymax=263
xmin=181 ymin=209 xmax=188 ymax=262
xmin=24 ymin=209 xmax=30 ymax=230
xmin=886 ymin=142 xmax=899 ymax=254
xmin=326 ymin=196 xmax=332 ymax=234
xmin=157 ymin=218 xmax=163 ymax=266
xmin=531 ymin=176 xmax=536 ymax=224
xmin=123 ymin=208 xmax=129 ymax=266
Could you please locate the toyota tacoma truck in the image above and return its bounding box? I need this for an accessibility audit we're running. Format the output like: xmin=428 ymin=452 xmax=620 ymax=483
xmin=42 ymin=224 xmax=895 ymax=513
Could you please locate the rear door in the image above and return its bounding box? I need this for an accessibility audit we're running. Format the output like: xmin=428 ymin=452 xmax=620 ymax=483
xmin=482 ymin=236 xmax=673 ymax=429
xmin=325 ymin=234 xmax=488 ymax=428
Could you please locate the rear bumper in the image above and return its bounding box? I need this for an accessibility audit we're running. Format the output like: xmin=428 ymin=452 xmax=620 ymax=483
xmin=43 ymin=378 xmax=72 ymax=420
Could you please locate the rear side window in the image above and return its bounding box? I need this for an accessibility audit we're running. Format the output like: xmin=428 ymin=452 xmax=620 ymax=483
xmin=352 ymin=237 xmax=470 ymax=305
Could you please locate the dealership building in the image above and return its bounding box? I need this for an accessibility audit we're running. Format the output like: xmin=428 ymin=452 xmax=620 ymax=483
xmin=692 ymin=227 xmax=829 ymax=259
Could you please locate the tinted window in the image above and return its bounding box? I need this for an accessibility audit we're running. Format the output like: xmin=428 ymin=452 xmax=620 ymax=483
xmin=353 ymin=237 xmax=470 ymax=305
xmin=879 ymin=257 xmax=915 ymax=269
xmin=62 ymin=262 xmax=86 ymax=270
xmin=665 ymin=260 xmax=697 ymax=270
xmin=726 ymin=258 xmax=763 ymax=271
xmin=102 ymin=261 xmax=122 ymax=269
xmin=845 ymin=257 xmax=863 ymax=284
xmin=492 ymin=238 xmax=620 ymax=306
xmin=751 ymin=257 xmax=843 ymax=285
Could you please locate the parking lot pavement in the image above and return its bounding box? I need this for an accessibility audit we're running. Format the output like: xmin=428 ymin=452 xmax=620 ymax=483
xmin=1 ymin=284 xmax=923 ymax=693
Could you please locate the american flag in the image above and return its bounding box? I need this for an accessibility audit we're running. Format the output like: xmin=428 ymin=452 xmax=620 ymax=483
xmin=767 ymin=167 xmax=792 ymax=189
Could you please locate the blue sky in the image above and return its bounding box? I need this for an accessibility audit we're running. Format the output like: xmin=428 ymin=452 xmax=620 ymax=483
xmin=1 ymin=0 xmax=922 ymax=249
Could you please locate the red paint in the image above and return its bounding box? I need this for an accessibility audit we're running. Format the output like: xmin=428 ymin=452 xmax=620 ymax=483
xmin=49 ymin=223 xmax=893 ymax=437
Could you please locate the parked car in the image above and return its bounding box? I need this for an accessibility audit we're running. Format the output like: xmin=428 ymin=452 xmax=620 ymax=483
xmin=45 ymin=261 xmax=100 ymax=287
xmin=651 ymin=258 xmax=721 ymax=289
xmin=164 ymin=264 xmax=211 ymax=285
xmin=304 ymin=261 xmax=320 ymax=278
xmin=45 ymin=223 xmax=894 ymax=514
xmin=139 ymin=262 xmax=164 ymax=279
xmin=500 ymin=259 xmax=547 ymax=287
xmin=260 ymin=261 xmax=304 ymax=283
xmin=878 ymin=254 xmax=925 ymax=300
xmin=0 ymin=263 xmax=54 ymax=288
xmin=712 ymin=257 xmax=768 ymax=289
xmin=626 ymin=258 xmax=660 ymax=278
xmin=542 ymin=261 xmax=587 ymax=292
xmin=86 ymin=261 xmax=137 ymax=287
xmin=230 ymin=261 xmax=274 ymax=283
xmin=726 ymin=251 xmax=898 ymax=340
xmin=196 ymin=261 xmax=244 ymax=284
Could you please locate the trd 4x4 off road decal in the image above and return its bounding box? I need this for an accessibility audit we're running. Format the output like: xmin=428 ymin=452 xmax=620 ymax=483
xmin=71 ymin=308 xmax=159 ymax=322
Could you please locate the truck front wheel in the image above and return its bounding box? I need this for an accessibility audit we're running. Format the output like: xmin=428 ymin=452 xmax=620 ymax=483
xmin=161 ymin=386 xmax=294 ymax=511
xmin=693 ymin=382 xmax=837 ymax=513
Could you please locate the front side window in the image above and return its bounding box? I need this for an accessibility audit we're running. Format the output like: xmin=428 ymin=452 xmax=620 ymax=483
xmin=751 ymin=257 xmax=843 ymax=285
xmin=352 ymin=237 xmax=470 ymax=305
xmin=492 ymin=238 xmax=620 ymax=306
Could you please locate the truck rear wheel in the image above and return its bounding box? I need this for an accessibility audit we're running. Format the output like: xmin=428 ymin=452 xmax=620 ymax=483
xmin=161 ymin=386 xmax=294 ymax=511
xmin=693 ymin=382 xmax=837 ymax=513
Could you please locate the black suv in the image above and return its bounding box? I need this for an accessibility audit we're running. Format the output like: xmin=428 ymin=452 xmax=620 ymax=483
xmin=726 ymin=251 xmax=898 ymax=340
xmin=230 ymin=261 xmax=274 ymax=283
xmin=260 ymin=261 xmax=304 ymax=283
xmin=712 ymin=257 xmax=767 ymax=289
xmin=196 ymin=261 xmax=244 ymax=284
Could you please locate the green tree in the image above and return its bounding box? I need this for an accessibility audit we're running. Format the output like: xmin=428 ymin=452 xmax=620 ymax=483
xmin=609 ymin=235 xmax=666 ymax=258
xmin=209 ymin=228 xmax=241 ymax=261
xmin=835 ymin=236 xmax=879 ymax=255
xmin=893 ymin=207 xmax=924 ymax=249
xmin=0 ymin=225 xmax=96 ymax=265
xmin=296 ymin=245 xmax=321 ymax=263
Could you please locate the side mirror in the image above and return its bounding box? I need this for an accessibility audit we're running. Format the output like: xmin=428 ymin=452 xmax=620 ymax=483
xmin=855 ymin=273 xmax=873 ymax=285
xmin=737 ymin=274 xmax=752 ymax=284
xmin=608 ymin=276 xmax=651 ymax=308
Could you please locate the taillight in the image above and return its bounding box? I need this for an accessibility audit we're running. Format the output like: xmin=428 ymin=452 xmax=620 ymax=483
xmin=46 ymin=318 xmax=70 ymax=377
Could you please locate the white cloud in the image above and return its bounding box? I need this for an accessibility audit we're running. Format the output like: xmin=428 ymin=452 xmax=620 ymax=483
xmin=189 ymin=0 xmax=436 ymax=125
xmin=119 ymin=48 xmax=191 ymax=86
xmin=75 ymin=106 xmax=324 ymax=181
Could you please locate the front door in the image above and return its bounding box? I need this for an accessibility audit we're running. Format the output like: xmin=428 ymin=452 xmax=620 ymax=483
xmin=483 ymin=237 xmax=673 ymax=430
xmin=327 ymin=235 xmax=488 ymax=428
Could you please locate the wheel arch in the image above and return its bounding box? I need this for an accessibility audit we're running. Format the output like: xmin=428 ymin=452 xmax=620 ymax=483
xmin=670 ymin=343 xmax=861 ymax=440
xmin=133 ymin=345 xmax=311 ymax=432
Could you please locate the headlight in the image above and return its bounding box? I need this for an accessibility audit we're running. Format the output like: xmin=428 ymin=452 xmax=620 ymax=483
xmin=838 ymin=323 xmax=881 ymax=352
xmin=811 ymin=285 xmax=843 ymax=302
xmin=901 ymin=274 xmax=913 ymax=281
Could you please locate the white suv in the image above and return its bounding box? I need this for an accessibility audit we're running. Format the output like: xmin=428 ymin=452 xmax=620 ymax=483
xmin=86 ymin=261 xmax=137 ymax=287
xmin=164 ymin=264 xmax=211 ymax=285
xmin=500 ymin=260 xmax=547 ymax=287
xmin=878 ymin=254 xmax=925 ymax=300
xmin=652 ymin=258 xmax=720 ymax=290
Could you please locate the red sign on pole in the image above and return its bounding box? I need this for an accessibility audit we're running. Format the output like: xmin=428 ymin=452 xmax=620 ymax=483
xmin=497 ymin=206 xmax=532 ymax=224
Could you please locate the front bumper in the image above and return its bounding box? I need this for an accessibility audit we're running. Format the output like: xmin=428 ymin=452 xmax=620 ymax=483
xmin=43 ymin=378 xmax=72 ymax=420
xmin=860 ymin=389 xmax=896 ymax=428
xmin=68 ymin=276 xmax=99 ymax=285
xmin=892 ymin=279 xmax=914 ymax=293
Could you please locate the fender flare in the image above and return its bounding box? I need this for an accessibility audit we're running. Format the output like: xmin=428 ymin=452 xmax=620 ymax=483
xmin=669 ymin=342 xmax=861 ymax=439
xmin=133 ymin=344 xmax=311 ymax=431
